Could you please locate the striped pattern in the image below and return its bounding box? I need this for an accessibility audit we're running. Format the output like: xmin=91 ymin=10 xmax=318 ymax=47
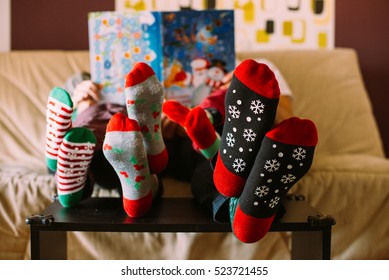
xmin=45 ymin=96 xmax=73 ymax=166
xmin=57 ymin=138 xmax=95 ymax=195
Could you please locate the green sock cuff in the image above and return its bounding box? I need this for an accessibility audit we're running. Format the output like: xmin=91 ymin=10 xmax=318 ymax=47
xmin=199 ymin=135 xmax=220 ymax=160
xmin=229 ymin=196 xmax=239 ymax=224
xmin=50 ymin=87 xmax=73 ymax=108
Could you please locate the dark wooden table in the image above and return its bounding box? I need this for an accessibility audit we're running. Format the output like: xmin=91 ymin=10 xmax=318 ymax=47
xmin=27 ymin=196 xmax=335 ymax=260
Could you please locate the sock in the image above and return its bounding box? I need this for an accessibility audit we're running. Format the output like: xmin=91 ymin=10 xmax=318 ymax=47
xmin=163 ymin=100 xmax=220 ymax=160
xmin=232 ymin=117 xmax=318 ymax=243
xmin=214 ymin=59 xmax=280 ymax=197
xmin=103 ymin=113 xmax=154 ymax=217
xmin=45 ymin=87 xmax=73 ymax=171
xmin=56 ymin=127 xmax=96 ymax=207
xmin=125 ymin=62 xmax=168 ymax=174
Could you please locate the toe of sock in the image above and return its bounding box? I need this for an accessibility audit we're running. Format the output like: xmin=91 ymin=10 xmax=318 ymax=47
xmin=125 ymin=62 xmax=155 ymax=87
xmin=50 ymin=87 xmax=73 ymax=107
xmin=266 ymin=117 xmax=318 ymax=146
xmin=162 ymin=100 xmax=190 ymax=126
xmin=233 ymin=59 xmax=280 ymax=99
xmin=106 ymin=113 xmax=141 ymax=132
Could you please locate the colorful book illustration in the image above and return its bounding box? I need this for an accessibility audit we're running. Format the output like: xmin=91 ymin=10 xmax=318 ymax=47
xmin=88 ymin=10 xmax=235 ymax=106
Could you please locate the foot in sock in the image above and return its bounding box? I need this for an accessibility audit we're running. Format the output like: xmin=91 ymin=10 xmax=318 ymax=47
xmin=125 ymin=62 xmax=168 ymax=174
xmin=214 ymin=59 xmax=281 ymax=197
xmin=45 ymin=87 xmax=73 ymax=171
xmin=163 ymin=100 xmax=220 ymax=160
xmin=103 ymin=113 xmax=156 ymax=217
xmin=56 ymin=127 xmax=96 ymax=207
xmin=231 ymin=117 xmax=318 ymax=243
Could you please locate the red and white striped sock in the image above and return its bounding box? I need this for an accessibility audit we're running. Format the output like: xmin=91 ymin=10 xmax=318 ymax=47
xmin=57 ymin=127 xmax=96 ymax=207
xmin=125 ymin=62 xmax=168 ymax=174
xmin=103 ymin=113 xmax=155 ymax=217
xmin=45 ymin=87 xmax=73 ymax=171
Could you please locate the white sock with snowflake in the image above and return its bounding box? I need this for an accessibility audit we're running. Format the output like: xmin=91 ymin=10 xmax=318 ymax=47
xmin=231 ymin=117 xmax=318 ymax=243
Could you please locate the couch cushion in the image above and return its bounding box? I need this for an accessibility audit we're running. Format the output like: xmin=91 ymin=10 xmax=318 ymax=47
xmin=237 ymin=49 xmax=385 ymax=158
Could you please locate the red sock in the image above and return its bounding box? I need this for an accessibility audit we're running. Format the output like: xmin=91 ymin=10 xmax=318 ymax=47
xmin=125 ymin=62 xmax=168 ymax=174
xmin=214 ymin=59 xmax=280 ymax=197
xmin=232 ymin=117 xmax=318 ymax=243
xmin=163 ymin=100 xmax=220 ymax=160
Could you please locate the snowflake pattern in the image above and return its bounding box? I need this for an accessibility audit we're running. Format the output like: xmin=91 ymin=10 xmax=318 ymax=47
xmin=269 ymin=197 xmax=280 ymax=208
xmin=255 ymin=185 xmax=269 ymax=197
xmin=281 ymin=174 xmax=296 ymax=184
xmin=250 ymin=99 xmax=265 ymax=114
xmin=292 ymin=147 xmax=306 ymax=160
xmin=226 ymin=133 xmax=235 ymax=147
xmin=243 ymin=128 xmax=256 ymax=142
xmin=232 ymin=158 xmax=246 ymax=173
xmin=264 ymin=159 xmax=280 ymax=172
xmin=228 ymin=105 xmax=240 ymax=119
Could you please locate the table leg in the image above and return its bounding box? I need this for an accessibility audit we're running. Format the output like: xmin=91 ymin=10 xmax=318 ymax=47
xmin=30 ymin=230 xmax=67 ymax=260
xmin=291 ymin=230 xmax=332 ymax=260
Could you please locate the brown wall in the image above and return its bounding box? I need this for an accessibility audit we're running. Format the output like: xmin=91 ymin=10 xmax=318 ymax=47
xmin=11 ymin=0 xmax=389 ymax=156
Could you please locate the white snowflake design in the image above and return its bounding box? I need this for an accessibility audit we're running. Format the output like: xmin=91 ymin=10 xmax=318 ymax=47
xmin=232 ymin=158 xmax=246 ymax=173
xmin=226 ymin=133 xmax=235 ymax=147
xmin=264 ymin=159 xmax=280 ymax=172
xmin=281 ymin=174 xmax=296 ymax=184
xmin=250 ymin=100 xmax=265 ymax=114
xmin=228 ymin=105 xmax=240 ymax=119
xmin=255 ymin=185 xmax=269 ymax=197
xmin=243 ymin=128 xmax=256 ymax=142
xmin=292 ymin=147 xmax=306 ymax=161
xmin=269 ymin=197 xmax=280 ymax=208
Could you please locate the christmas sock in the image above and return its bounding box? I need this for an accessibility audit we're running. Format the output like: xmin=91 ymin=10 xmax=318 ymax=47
xmin=214 ymin=59 xmax=280 ymax=197
xmin=56 ymin=127 xmax=96 ymax=207
xmin=45 ymin=87 xmax=73 ymax=171
xmin=103 ymin=113 xmax=154 ymax=217
xmin=125 ymin=62 xmax=168 ymax=174
xmin=231 ymin=117 xmax=318 ymax=243
xmin=163 ymin=100 xmax=220 ymax=160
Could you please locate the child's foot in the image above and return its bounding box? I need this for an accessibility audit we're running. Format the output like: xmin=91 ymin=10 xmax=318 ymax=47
xmin=214 ymin=59 xmax=280 ymax=197
xmin=163 ymin=100 xmax=220 ymax=160
xmin=125 ymin=62 xmax=168 ymax=174
xmin=231 ymin=117 xmax=318 ymax=243
xmin=103 ymin=113 xmax=156 ymax=217
xmin=56 ymin=127 xmax=96 ymax=207
xmin=45 ymin=87 xmax=73 ymax=171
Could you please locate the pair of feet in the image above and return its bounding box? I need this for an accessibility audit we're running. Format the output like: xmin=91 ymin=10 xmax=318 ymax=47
xmin=45 ymin=63 xmax=168 ymax=217
xmin=163 ymin=59 xmax=318 ymax=243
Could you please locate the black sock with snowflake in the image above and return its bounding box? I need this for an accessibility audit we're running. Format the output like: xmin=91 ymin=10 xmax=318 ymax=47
xmin=213 ymin=59 xmax=280 ymax=198
xmin=231 ymin=117 xmax=318 ymax=243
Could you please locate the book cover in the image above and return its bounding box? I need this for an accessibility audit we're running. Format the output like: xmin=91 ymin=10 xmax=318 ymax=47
xmin=88 ymin=10 xmax=235 ymax=106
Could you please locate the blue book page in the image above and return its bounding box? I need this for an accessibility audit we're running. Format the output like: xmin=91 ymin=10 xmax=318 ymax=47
xmin=161 ymin=10 xmax=235 ymax=107
xmin=88 ymin=11 xmax=162 ymax=105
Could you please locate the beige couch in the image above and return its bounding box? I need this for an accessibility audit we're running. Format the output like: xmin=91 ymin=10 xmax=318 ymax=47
xmin=1 ymin=48 xmax=388 ymax=260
